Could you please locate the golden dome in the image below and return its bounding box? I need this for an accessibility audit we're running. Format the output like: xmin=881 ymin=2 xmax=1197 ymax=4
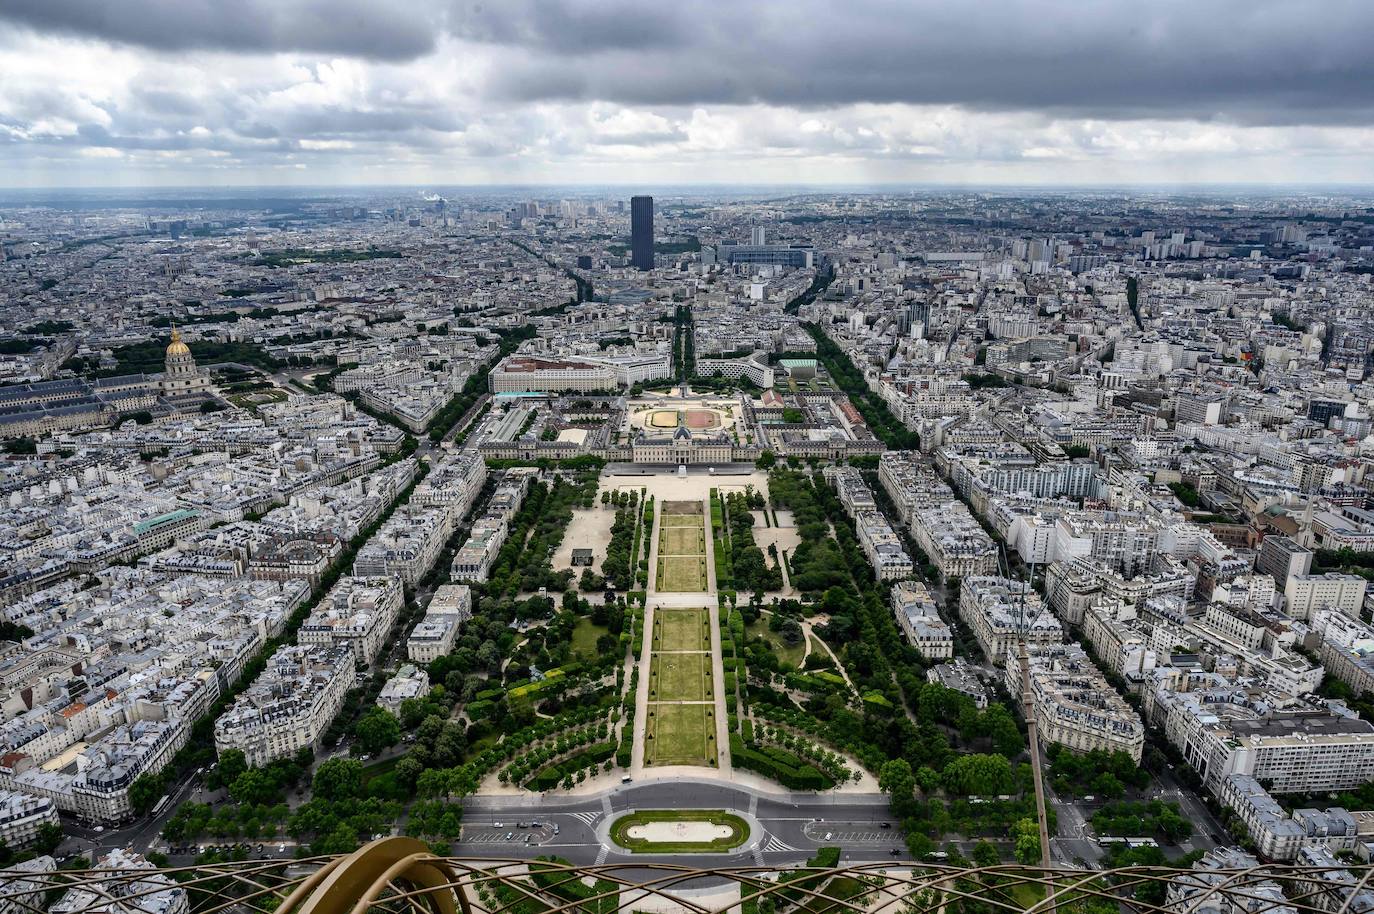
xmin=166 ymin=327 xmax=191 ymax=358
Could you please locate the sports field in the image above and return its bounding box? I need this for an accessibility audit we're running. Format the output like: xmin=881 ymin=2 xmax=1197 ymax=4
xmin=656 ymin=608 xmax=710 ymax=651
xmin=644 ymin=702 xmax=716 ymax=767
xmin=650 ymin=651 xmax=710 ymax=701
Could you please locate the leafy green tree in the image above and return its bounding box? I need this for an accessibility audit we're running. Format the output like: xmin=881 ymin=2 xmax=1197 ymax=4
xmin=129 ymin=773 xmax=165 ymax=815
xmin=354 ymin=708 xmax=401 ymax=755
xmin=229 ymin=769 xmax=280 ymax=806
xmin=209 ymin=749 xmax=248 ymax=790
xmin=984 ymin=704 xmax=1024 ymax=758
xmin=879 ymin=758 xmax=916 ymax=803
xmin=394 ymin=757 xmax=424 ymax=791
xmin=34 ymin=822 xmax=63 ymax=855
xmin=914 ymin=766 xmax=942 ymax=792
xmin=1012 ymin=818 xmax=1041 ymax=865
xmin=972 ymin=840 xmax=1000 ymax=868
xmin=942 ymin=754 xmax=1015 ymax=796
xmin=316 ymin=822 xmax=361 ymax=855
xmin=312 ymin=758 xmax=364 ymax=801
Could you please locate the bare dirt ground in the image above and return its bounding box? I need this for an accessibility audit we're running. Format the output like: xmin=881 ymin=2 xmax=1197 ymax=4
xmin=550 ymin=503 xmax=617 ymax=574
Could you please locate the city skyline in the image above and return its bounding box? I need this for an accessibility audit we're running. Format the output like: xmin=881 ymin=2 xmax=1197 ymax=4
xmin=1 ymin=0 xmax=1373 ymax=188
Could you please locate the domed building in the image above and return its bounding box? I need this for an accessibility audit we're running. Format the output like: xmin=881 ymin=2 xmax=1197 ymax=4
xmin=158 ymin=328 xmax=214 ymax=402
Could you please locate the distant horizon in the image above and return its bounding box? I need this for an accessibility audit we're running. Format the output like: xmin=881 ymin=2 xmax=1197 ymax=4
xmin=4 ymin=2 xmax=1374 ymax=188
xmin=4 ymin=180 xmax=1374 ymax=199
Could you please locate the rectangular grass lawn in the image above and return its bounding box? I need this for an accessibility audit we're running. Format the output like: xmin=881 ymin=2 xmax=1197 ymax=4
xmin=661 ymin=525 xmax=705 ymax=555
xmin=651 ymin=651 xmax=708 ymax=701
xmin=645 ymin=702 xmax=715 ymax=766
xmin=656 ymin=608 xmax=708 ymax=651
xmin=658 ymin=555 xmax=706 ymax=591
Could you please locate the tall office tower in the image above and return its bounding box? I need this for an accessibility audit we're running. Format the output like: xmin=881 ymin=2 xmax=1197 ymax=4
xmin=630 ymin=195 xmax=654 ymax=271
xmin=751 ymin=225 xmax=767 ymax=246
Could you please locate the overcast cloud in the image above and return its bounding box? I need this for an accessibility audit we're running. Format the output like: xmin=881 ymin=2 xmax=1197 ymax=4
xmin=0 ymin=0 xmax=1371 ymax=186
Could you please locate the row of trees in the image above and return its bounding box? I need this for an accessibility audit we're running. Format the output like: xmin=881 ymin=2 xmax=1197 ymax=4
xmin=721 ymin=491 xmax=783 ymax=594
xmin=805 ymin=323 xmax=920 ymax=449
xmin=599 ymin=493 xmax=644 ymax=591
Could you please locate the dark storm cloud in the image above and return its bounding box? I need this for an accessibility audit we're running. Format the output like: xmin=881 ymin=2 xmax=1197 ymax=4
xmin=460 ymin=0 xmax=1374 ymax=126
xmin=0 ymin=0 xmax=440 ymax=60
xmin=449 ymin=0 xmax=686 ymax=53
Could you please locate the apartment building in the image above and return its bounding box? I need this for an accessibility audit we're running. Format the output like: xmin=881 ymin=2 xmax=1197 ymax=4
xmin=1284 ymin=573 xmax=1367 ymax=621
xmin=51 ymin=848 xmax=189 ymax=914
xmin=891 ymin=581 xmax=952 ymax=659
xmin=407 ymin=584 xmax=472 ymax=664
xmin=377 ymin=664 xmax=430 ymax=716
xmin=1051 ymin=510 xmax=1162 ymax=576
xmin=855 ymin=512 xmax=913 ymax=581
xmin=1045 ymin=556 xmax=1195 ymax=626
xmin=696 ymin=354 xmax=775 ymax=388
xmin=213 ymin=644 xmax=354 ymax=767
xmin=299 ymin=575 xmax=403 ymax=667
xmin=351 ymin=505 xmax=452 ymax=585
xmin=959 ymin=576 xmax=1062 ymax=664
xmin=1310 ymin=607 xmax=1374 ymax=697
xmin=1219 ymin=773 xmax=1357 ymax=862
xmin=451 ymin=516 xmax=508 ymax=583
xmin=489 ymin=356 xmax=619 ymax=393
xmin=0 ymin=790 xmax=58 ymax=848
xmin=410 ymin=452 xmax=487 ymax=523
xmin=927 ymin=658 xmax=991 ymax=708
xmin=1007 ymin=642 xmax=1145 ymax=762
xmin=914 ymin=505 xmax=999 ymax=578
xmin=1156 ymin=690 xmax=1374 ymax=795
xmin=1165 ymin=847 xmax=1296 ymax=914
xmin=1081 ymin=599 xmax=1159 ymax=683
xmin=1257 ymin=534 xmax=1313 ymax=586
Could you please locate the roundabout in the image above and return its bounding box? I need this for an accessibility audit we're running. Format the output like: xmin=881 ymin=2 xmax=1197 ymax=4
xmin=609 ymin=810 xmax=751 ymax=854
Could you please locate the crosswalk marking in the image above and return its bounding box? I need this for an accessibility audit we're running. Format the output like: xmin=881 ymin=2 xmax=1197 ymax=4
xmin=595 ymin=845 xmax=609 ymax=865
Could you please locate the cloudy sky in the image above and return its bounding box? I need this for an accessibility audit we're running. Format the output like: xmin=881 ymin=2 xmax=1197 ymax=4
xmin=2 ymin=0 xmax=1373 ymax=188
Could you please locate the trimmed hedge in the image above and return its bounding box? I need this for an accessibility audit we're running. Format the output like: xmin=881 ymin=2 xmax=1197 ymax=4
xmin=729 ymin=734 xmax=832 ymax=790
xmin=526 ymin=741 xmax=615 ymax=790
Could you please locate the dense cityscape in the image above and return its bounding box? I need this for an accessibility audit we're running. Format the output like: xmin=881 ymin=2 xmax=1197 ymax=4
xmin=1 ymin=185 xmax=1374 ymax=911
xmin=3 ymin=0 xmax=1374 ymax=907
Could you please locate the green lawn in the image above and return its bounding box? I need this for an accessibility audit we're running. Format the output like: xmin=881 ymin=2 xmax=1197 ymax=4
xmin=747 ymin=618 xmax=807 ymax=668
xmin=656 ymin=609 xmax=709 ymax=651
xmin=658 ymin=555 xmax=706 ymax=591
xmin=644 ymin=703 xmax=716 ymax=767
xmin=661 ymin=525 xmax=705 ymax=554
xmin=651 ymin=652 xmax=709 ymax=701
xmin=570 ymin=617 xmax=610 ymax=659
xmin=801 ymin=877 xmax=867 ymax=914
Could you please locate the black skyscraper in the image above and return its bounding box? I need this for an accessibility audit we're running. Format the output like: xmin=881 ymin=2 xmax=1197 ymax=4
xmin=630 ymin=195 xmax=654 ymax=271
